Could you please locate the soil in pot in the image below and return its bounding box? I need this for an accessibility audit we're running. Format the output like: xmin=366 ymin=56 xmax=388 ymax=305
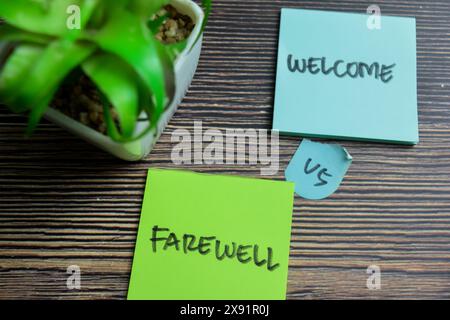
xmin=51 ymin=5 xmax=195 ymax=135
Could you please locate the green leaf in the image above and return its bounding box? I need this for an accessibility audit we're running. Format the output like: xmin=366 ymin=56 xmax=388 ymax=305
xmin=0 ymin=0 xmax=75 ymax=36
xmin=0 ymin=0 xmax=100 ymax=37
xmin=0 ymin=24 xmax=52 ymax=44
xmin=148 ymin=13 xmax=169 ymax=34
xmin=190 ymin=0 xmax=212 ymax=50
xmin=128 ymin=0 xmax=170 ymax=17
xmin=65 ymin=0 xmax=101 ymax=41
xmin=101 ymin=92 xmax=122 ymax=141
xmin=91 ymin=7 xmax=170 ymax=128
xmin=0 ymin=44 xmax=44 ymax=112
xmin=82 ymin=53 xmax=140 ymax=139
xmin=166 ymin=41 xmax=188 ymax=61
xmin=6 ymin=40 xmax=96 ymax=134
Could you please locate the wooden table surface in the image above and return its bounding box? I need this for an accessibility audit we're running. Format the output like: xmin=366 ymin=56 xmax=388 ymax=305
xmin=1 ymin=0 xmax=450 ymax=300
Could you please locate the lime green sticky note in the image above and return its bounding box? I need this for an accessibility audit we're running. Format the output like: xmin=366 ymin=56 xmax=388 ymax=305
xmin=128 ymin=169 xmax=295 ymax=300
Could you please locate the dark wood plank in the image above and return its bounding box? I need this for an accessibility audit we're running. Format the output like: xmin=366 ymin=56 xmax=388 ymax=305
xmin=1 ymin=0 xmax=450 ymax=299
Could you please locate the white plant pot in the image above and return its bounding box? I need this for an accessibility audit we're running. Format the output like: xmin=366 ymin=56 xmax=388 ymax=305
xmin=1 ymin=0 xmax=204 ymax=161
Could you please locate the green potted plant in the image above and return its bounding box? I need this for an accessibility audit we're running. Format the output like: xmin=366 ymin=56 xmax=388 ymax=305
xmin=0 ymin=0 xmax=211 ymax=160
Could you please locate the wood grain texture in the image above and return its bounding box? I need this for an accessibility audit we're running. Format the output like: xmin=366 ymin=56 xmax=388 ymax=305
xmin=1 ymin=0 xmax=450 ymax=300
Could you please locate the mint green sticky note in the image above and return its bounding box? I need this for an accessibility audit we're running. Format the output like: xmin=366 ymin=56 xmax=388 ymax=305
xmin=273 ymin=9 xmax=418 ymax=144
xmin=285 ymin=139 xmax=352 ymax=200
xmin=128 ymin=169 xmax=295 ymax=300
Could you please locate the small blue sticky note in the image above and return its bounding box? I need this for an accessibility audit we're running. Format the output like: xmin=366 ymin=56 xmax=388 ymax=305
xmin=285 ymin=139 xmax=352 ymax=200
xmin=273 ymin=9 xmax=418 ymax=144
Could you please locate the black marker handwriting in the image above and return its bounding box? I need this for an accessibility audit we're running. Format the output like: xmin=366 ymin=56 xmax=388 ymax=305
xmin=287 ymin=54 xmax=396 ymax=83
xmin=304 ymin=158 xmax=333 ymax=187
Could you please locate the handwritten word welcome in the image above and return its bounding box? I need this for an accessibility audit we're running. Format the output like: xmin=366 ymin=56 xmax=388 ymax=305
xmin=287 ymin=54 xmax=396 ymax=83
xmin=150 ymin=226 xmax=280 ymax=271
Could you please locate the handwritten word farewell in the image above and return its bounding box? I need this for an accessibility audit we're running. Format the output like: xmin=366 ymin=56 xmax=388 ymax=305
xmin=287 ymin=54 xmax=396 ymax=83
xmin=150 ymin=226 xmax=280 ymax=271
